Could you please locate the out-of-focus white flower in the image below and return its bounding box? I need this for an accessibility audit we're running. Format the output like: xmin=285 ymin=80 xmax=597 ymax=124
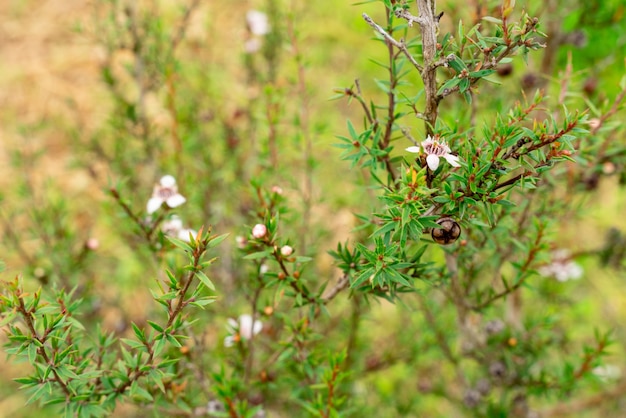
xmin=244 ymin=38 xmax=262 ymax=54
xmin=161 ymin=215 xmax=197 ymax=243
xmin=147 ymin=175 xmax=186 ymax=214
xmin=271 ymin=185 xmax=283 ymax=195
xmin=406 ymin=135 xmax=461 ymax=171
xmin=280 ymin=245 xmax=293 ymax=256
xmin=235 ymin=235 xmax=247 ymax=249
xmin=224 ymin=314 xmax=263 ymax=347
xmin=206 ymin=400 xmax=224 ymax=414
xmin=246 ymin=10 xmax=270 ymax=36
xmin=86 ymin=237 xmax=100 ymax=250
xmin=588 ymin=118 xmax=601 ymax=131
xmin=592 ymin=365 xmax=621 ymax=381
xmin=252 ymin=224 xmax=267 ymax=239
xmin=259 ymin=263 xmax=269 ymax=274
xmin=538 ymin=249 xmax=583 ymax=282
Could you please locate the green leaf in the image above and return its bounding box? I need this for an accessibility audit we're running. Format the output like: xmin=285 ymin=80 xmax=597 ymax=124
xmin=147 ymin=321 xmax=164 ymax=333
xmin=195 ymin=270 xmax=215 ymax=291
xmin=207 ymin=233 xmax=229 ymax=249
xmin=437 ymin=77 xmax=462 ymax=96
xmin=166 ymin=235 xmax=193 ymax=252
xmin=243 ymin=250 xmax=272 ymax=260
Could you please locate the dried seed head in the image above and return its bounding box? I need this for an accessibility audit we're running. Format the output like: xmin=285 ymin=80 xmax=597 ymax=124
xmin=431 ymin=217 xmax=462 ymax=245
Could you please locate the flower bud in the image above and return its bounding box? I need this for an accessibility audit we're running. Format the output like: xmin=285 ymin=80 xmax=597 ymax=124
xmin=280 ymin=245 xmax=293 ymax=256
xmin=86 ymin=237 xmax=100 ymax=251
xmin=236 ymin=235 xmax=247 ymax=248
xmin=252 ymin=224 xmax=267 ymax=239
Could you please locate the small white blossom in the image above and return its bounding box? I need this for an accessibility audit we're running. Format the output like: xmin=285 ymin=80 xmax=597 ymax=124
xmin=244 ymin=37 xmax=262 ymax=54
xmin=271 ymin=185 xmax=284 ymax=195
xmin=86 ymin=238 xmax=99 ymax=250
xmin=592 ymin=365 xmax=621 ymax=381
xmin=147 ymin=175 xmax=186 ymax=214
xmin=538 ymin=249 xmax=583 ymax=282
xmin=224 ymin=314 xmax=263 ymax=347
xmin=259 ymin=263 xmax=269 ymax=274
xmin=161 ymin=215 xmax=197 ymax=243
xmin=206 ymin=400 xmax=224 ymax=414
xmin=280 ymin=245 xmax=293 ymax=256
xmin=246 ymin=10 xmax=270 ymax=36
xmin=252 ymin=223 xmax=267 ymax=239
xmin=406 ymin=135 xmax=461 ymax=171
xmin=235 ymin=235 xmax=247 ymax=249
xmin=588 ymin=118 xmax=601 ymax=131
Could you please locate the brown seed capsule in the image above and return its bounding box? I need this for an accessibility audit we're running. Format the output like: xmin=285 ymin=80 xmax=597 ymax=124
xmin=431 ymin=217 xmax=462 ymax=245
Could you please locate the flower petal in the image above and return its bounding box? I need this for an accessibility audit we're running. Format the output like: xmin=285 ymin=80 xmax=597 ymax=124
xmin=166 ymin=194 xmax=187 ymax=208
xmin=224 ymin=336 xmax=234 ymax=347
xmin=160 ymin=175 xmax=177 ymax=188
xmin=405 ymin=146 xmax=421 ymax=153
xmin=238 ymin=314 xmax=253 ymax=339
xmin=444 ymin=154 xmax=461 ymax=167
xmin=147 ymin=197 xmax=164 ymax=214
xmin=426 ymin=154 xmax=440 ymax=171
xmin=252 ymin=320 xmax=263 ymax=336
xmin=226 ymin=318 xmax=238 ymax=331
xmin=177 ymin=229 xmax=197 ymax=242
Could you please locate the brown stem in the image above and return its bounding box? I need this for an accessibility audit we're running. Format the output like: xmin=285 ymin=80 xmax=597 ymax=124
xmin=16 ymin=293 xmax=72 ymax=398
xmin=416 ymin=0 xmax=440 ymax=136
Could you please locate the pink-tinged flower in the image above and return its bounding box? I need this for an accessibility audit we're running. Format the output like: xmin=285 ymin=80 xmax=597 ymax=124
xmin=271 ymin=185 xmax=283 ymax=195
xmin=161 ymin=215 xmax=197 ymax=243
xmin=588 ymin=118 xmax=601 ymax=131
xmin=224 ymin=314 xmax=263 ymax=347
xmin=147 ymin=175 xmax=186 ymax=214
xmin=246 ymin=10 xmax=270 ymax=36
xmin=244 ymin=38 xmax=262 ymax=54
xmin=538 ymin=249 xmax=583 ymax=282
xmin=280 ymin=245 xmax=293 ymax=256
xmin=406 ymin=135 xmax=461 ymax=171
xmin=85 ymin=238 xmax=100 ymax=251
xmin=235 ymin=235 xmax=248 ymax=249
xmin=252 ymin=223 xmax=267 ymax=239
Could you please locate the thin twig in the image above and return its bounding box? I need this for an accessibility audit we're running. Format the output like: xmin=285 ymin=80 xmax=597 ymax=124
xmin=362 ymin=13 xmax=424 ymax=73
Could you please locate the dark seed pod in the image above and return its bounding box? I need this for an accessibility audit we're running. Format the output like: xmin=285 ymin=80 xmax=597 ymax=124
xmin=431 ymin=217 xmax=461 ymax=245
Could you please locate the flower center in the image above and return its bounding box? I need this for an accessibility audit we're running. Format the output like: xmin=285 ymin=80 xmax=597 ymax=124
xmin=157 ymin=187 xmax=176 ymax=200
xmin=425 ymin=141 xmax=446 ymax=156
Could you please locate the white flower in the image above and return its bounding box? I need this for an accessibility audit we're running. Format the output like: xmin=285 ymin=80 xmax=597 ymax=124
xmin=235 ymin=235 xmax=247 ymax=249
xmin=244 ymin=38 xmax=262 ymax=54
xmin=592 ymin=365 xmax=621 ymax=381
xmin=271 ymin=185 xmax=284 ymax=195
xmin=147 ymin=175 xmax=186 ymax=214
xmin=161 ymin=215 xmax=197 ymax=243
xmin=85 ymin=238 xmax=99 ymax=250
xmin=538 ymin=249 xmax=583 ymax=282
xmin=224 ymin=314 xmax=263 ymax=347
xmin=252 ymin=223 xmax=267 ymax=239
xmin=406 ymin=135 xmax=461 ymax=171
xmin=280 ymin=245 xmax=293 ymax=256
xmin=259 ymin=263 xmax=269 ymax=274
xmin=246 ymin=10 xmax=270 ymax=36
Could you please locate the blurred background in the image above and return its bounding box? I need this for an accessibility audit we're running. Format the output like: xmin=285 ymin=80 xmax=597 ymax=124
xmin=1 ymin=0 xmax=626 ymax=416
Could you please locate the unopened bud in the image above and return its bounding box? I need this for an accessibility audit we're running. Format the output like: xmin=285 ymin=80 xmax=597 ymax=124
xmin=86 ymin=238 xmax=99 ymax=250
xmin=252 ymin=224 xmax=267 ymax=239
xmin=280 ymin=245 xmax=293 ymax=256
xmin=236 ymin=235 xmax=247 ymax=248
